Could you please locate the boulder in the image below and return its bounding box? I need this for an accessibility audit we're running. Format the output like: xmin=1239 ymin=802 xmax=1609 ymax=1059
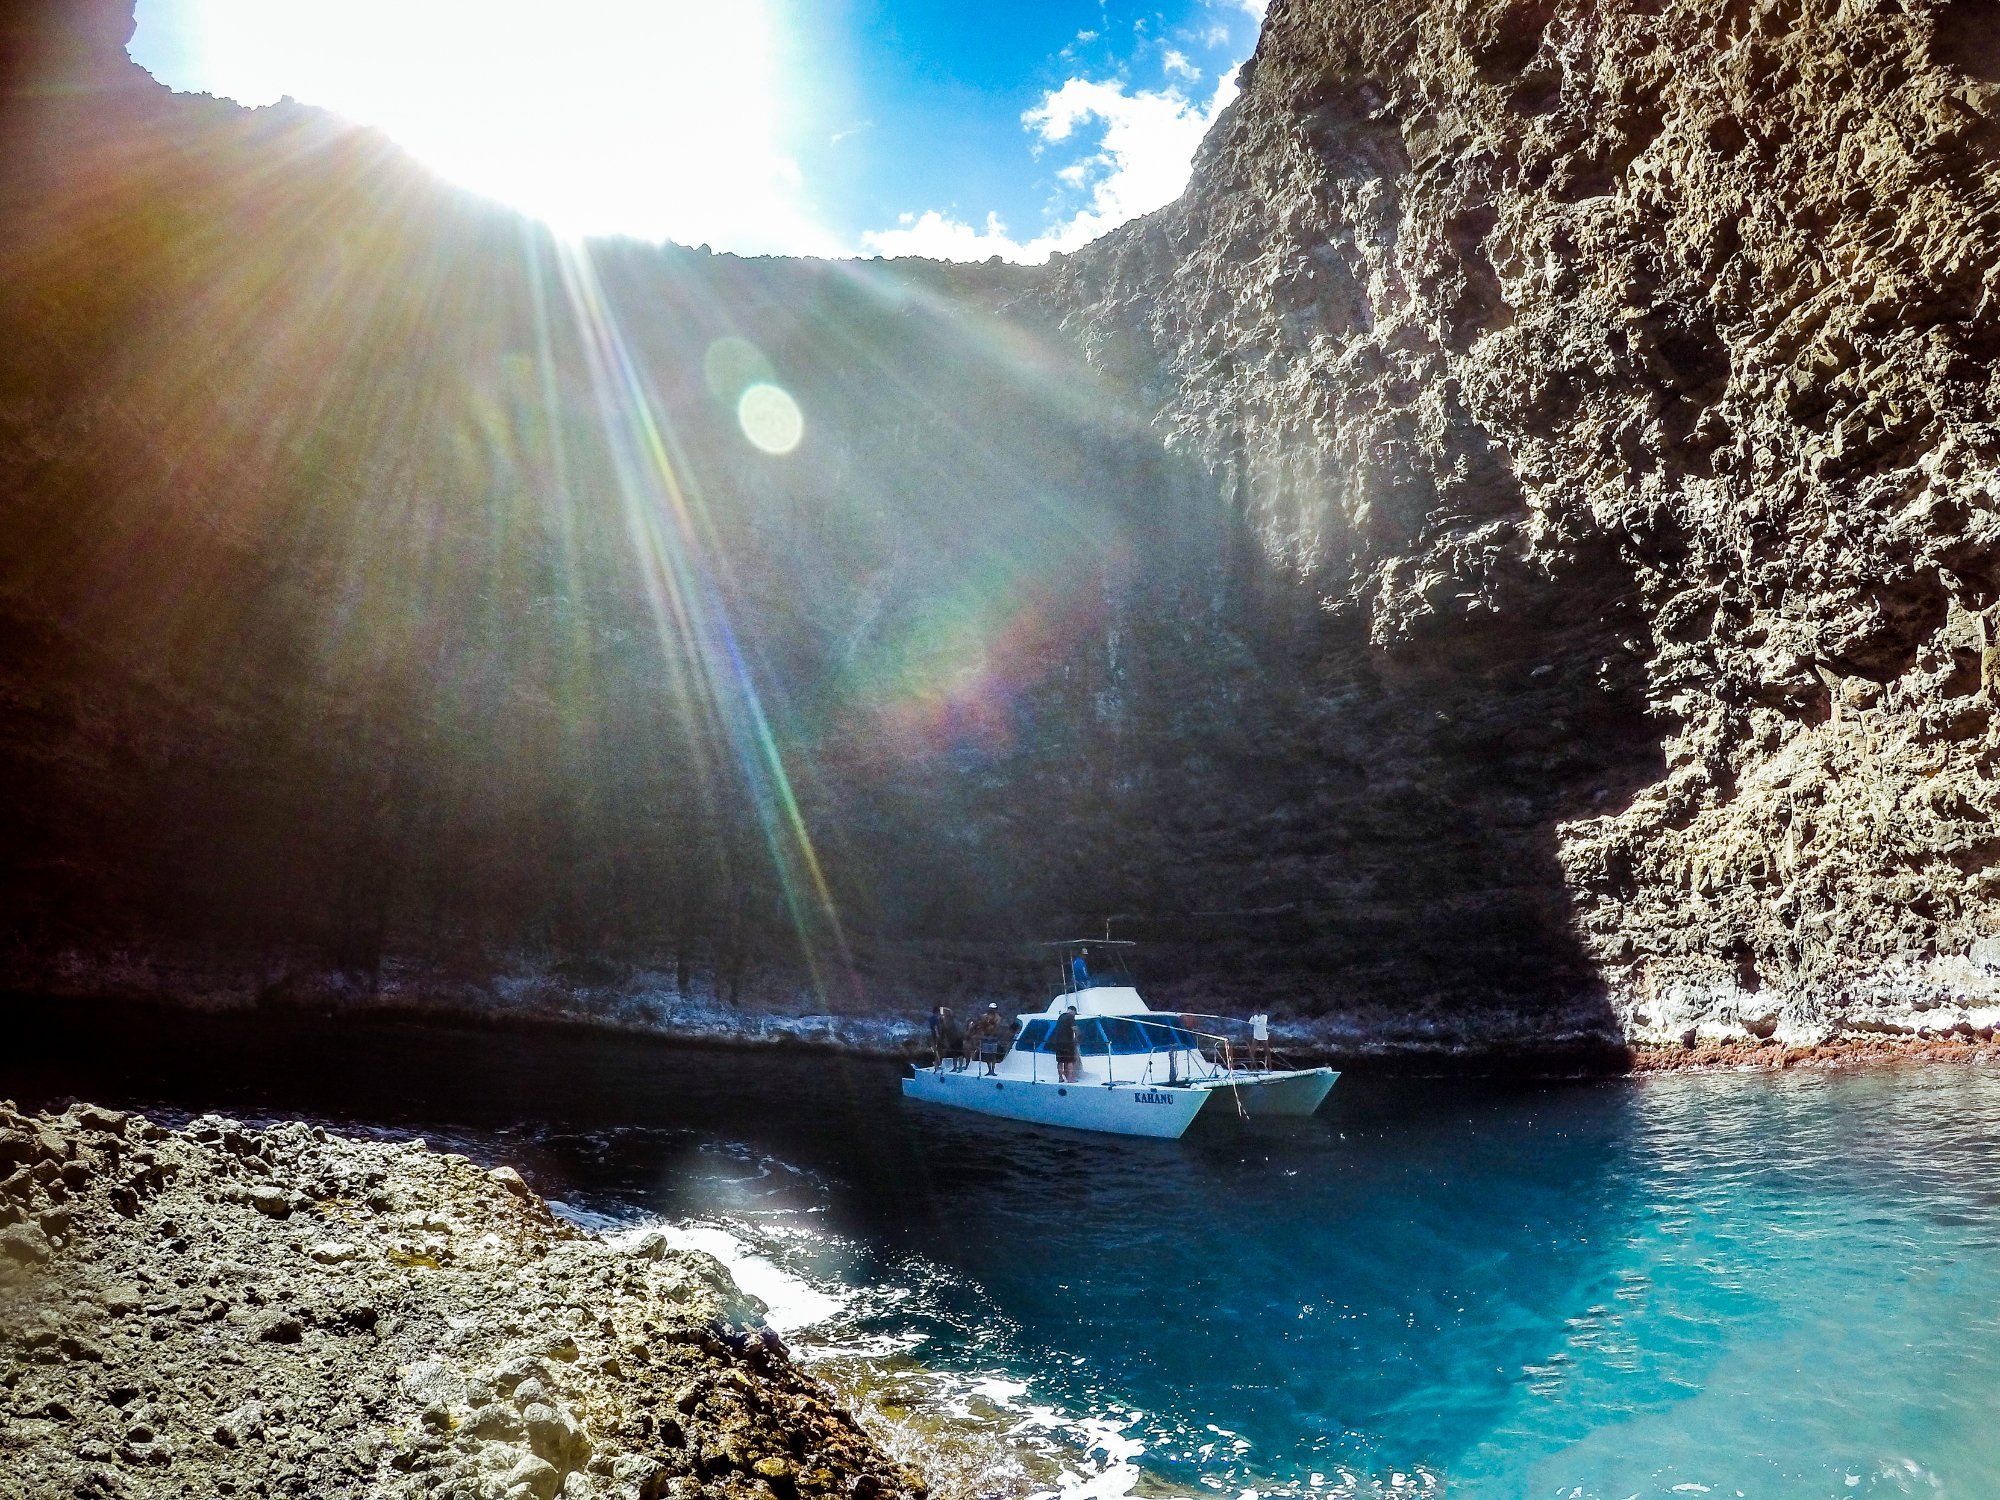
xmin=489 ymin=1166 xmax=534 ymax=1199
xmin=249 ymin=1187 xmax=291 ymax=1218
xmin=0 ymin=1221 xmax=52 ymax=1265
xmin=400 ymin=1358 xmax=469 ymax=1410
xmin=503 ymin=1454 xmax=563 ymax=1500
xmin=464 ymin=1403 xmax=526 ymax=1441
xmin=213 ymin=1401 xmax=264 ymax=1447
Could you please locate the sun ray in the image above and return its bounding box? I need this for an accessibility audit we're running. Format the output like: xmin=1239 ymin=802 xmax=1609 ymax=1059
xmin=549 ymin=240 xmax=858 ymax=1002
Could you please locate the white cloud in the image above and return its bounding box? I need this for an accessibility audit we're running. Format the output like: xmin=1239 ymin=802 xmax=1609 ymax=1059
xmin=860 ymin=67 xmax=1241 ymax=264
xmin=1162 ymin=48 xmax=1199 ymax=80
xmin=861 ymin=211 xmax=1039 ymax=262
xmin=1026 ymin=73 xmax=1232 ymax=224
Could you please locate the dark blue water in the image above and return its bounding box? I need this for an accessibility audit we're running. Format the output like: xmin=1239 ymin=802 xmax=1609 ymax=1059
xmin=10 ymin=1005 xmax=2000 ymax=1499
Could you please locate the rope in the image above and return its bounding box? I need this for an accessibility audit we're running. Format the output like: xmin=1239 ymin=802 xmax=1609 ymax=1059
xmin=1216 ymin=1039 xmax=1248 ymax=1118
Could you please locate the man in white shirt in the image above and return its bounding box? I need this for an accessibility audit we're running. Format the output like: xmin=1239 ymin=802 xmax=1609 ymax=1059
xmin=1250 ymin=1012 xmax=1271 ymax=1070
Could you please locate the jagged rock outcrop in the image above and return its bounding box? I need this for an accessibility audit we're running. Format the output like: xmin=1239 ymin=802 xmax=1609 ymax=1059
xmin=0 ymin=1101 xmax=924 ymax=1500
xmin=1039 ymin=0 xmax=2000 ymax=1046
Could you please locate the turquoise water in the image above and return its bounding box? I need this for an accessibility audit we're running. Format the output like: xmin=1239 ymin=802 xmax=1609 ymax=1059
xmin=550 ymin=1065 xmax=2000 ymax=1500
xmin=11 ymin=1010 xmax=2000 ymax=1498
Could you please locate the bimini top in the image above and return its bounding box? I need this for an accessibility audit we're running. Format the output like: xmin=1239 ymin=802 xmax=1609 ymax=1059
xmin=1027 ymin=985 xmax=1152 ymax=1018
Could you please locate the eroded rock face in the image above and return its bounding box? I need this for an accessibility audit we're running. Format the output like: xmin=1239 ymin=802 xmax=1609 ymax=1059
xmin=0 ymin=1103 xmax=923 ymax=1500
xmin=0 ymin=0 xmax=1649 ymax=1049
xmin=7 ymin=0 xmax=2000 ymax=1055
xmin=1037 ymin=0 xmax=2000 ymax=1045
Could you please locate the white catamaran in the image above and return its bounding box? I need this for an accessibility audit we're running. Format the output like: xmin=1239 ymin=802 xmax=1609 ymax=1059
xmin=901 ymin=941 xmax=1338 ymax=1139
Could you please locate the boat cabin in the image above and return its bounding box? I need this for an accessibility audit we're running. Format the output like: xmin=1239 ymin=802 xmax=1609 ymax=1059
xmin=995 ymin=942 xmax=1213 ymax=1085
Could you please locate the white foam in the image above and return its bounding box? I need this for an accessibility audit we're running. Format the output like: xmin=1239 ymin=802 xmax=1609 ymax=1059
xmin=574 ymin=1204 xmax=1431 ymax=1500
xmin=608 ymin=1219 xmax=847 ymax=1334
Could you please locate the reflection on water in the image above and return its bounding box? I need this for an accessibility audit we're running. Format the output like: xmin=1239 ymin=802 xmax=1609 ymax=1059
xmin=8 ymin=1002 xmax=2000 ymax=1498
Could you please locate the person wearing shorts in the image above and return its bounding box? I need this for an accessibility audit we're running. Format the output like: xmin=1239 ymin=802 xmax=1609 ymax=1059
xmin=974 ymin=1003 xmax=1005 ymax=1075
xmin=1052 ymin=1006 xmax=1082 ymax=1083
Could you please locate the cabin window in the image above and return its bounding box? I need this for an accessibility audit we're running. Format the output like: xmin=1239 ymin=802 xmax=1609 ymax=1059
xmin=1134 ymin=1016 xmax=1195 ymax=1050
xmin=1010 ymin=1015 xmax=1193 ymax=1054
xmin=1013 ymin=1019 xmax=1052 ymax=1053
xmin=1097 ymin=1018 xmax=1154 ymax=1054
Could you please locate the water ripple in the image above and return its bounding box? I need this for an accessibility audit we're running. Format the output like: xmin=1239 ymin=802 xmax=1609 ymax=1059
xmin=32 ymin=1026 xmax=2000 ymax=1499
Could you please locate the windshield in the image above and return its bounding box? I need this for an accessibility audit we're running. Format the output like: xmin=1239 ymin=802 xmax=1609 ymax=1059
xmin=1013 ymin=1019 xmax=1052 ymax=1053
xmin=1010 ymin=1015 xmax=1195 ymax=1054
xmin=1131 ymin=1015 xmax=1197 ymax=1050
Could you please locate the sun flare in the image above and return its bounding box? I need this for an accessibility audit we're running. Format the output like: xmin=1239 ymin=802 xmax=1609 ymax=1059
xmin=132 ymin=0 xmax=828 ymax=252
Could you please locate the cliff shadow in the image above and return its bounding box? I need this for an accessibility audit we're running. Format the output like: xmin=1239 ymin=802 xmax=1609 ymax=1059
xmin=1035 ymin=487 xmax=1668 ymax=1061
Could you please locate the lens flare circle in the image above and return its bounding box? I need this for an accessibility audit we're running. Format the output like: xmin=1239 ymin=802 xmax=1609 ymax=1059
xmin=737 ymin=383 xmax=803 ymax=455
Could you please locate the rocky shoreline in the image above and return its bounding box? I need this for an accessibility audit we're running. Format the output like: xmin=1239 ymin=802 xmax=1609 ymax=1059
xmin=0 ymin=1102 xmax=927 ymax=1500
xmin=14 ymin=969 xmax=2000 ymax=1083
xmin=1628 ymin=1033 xmax=2000 ymax=1075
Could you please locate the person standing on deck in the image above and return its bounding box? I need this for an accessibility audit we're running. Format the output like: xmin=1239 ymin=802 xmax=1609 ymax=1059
xmin=1052 ymin=1006 xmax=1082 ymax=1083
xmin=928 ymin=1004 xmax=947 ymax=1068
xmin=1250 ymin=1012 xmax=1271 ymax=1071
xmin=941 ymin=1008 xmax=967 ymax=1071
xmin=1071 ymin=952 xmax=1089 ymax=990
xmin=970 ymin=1004 xmax=1004 ymax=1075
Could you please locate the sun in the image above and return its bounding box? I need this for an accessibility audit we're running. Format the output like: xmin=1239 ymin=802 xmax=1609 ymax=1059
xmin=131 ymin=0 xmax=832 ymax=254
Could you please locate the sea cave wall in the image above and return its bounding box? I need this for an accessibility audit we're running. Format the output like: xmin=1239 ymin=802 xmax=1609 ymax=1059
xmin=1039 ymin=0 xmax=2000 ymax=1046
xmin=5 ymin=0 xmax=2000 ymax=1053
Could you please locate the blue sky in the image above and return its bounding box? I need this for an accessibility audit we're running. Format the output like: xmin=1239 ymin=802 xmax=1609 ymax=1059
xmin=128 ymin=0 xmax=1267 ymax=260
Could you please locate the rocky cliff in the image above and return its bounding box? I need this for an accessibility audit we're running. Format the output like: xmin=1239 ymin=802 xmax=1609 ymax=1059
xmin=6 ymin=0 xmax=2000 ymax=1056
xmin=1037 ymin=0 xmax=2000 ymax=1048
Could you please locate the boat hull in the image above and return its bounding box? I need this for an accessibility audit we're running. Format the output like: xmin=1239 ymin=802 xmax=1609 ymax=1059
xmin=1197 ymin=1067 xmax=1339 ymax=1117
xmin=901 ymin=1068 xmax=1213 ymax=1138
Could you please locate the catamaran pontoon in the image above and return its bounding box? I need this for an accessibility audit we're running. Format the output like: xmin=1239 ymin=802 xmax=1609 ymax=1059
xmin=901 ymin=941 xmax=1338 ymax=1139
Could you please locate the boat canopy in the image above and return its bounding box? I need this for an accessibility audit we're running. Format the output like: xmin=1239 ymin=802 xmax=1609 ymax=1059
xmin=1027 ymin=984 xmax=1152 ymax=1017
xmin=1012 ymin=1011 xmax=1200 ymax=1057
